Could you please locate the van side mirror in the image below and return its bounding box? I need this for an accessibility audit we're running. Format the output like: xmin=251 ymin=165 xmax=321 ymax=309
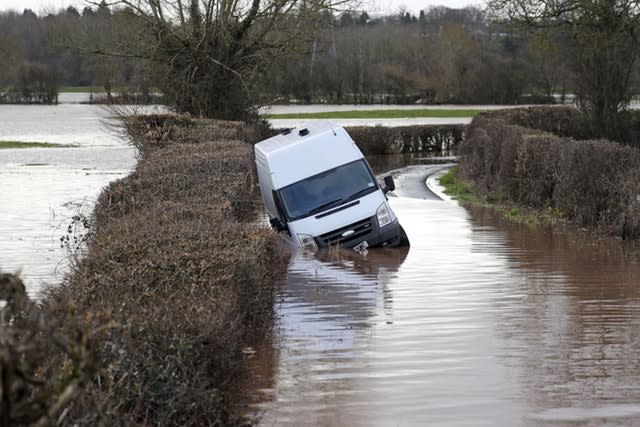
xmin=382 ymin=175 xmax=395 ymax=194
xmin=269 ymin=217 xmax=288 ymax=232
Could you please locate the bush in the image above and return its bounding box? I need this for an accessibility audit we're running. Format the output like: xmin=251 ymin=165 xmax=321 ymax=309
xmin=120 ymin=113 xmax=273 ymax=153
xmin=42 ymin=118 xmax=288 ymax=425
xmin=476 ymin=106 xmax=640 ymax=147
xmin=0 ymin=273 xmax=108 ymax=426
xmin=346 ymin=124 xmax=465 ymax=155
xmin=461 ymin=107 xmax=640 ymax=239
xmin=475 ymin=106 xmax=590 ymax=139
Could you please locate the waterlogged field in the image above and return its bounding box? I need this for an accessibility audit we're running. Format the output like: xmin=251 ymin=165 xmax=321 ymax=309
xmin=264 ymin=108 xmax=484 ymax=119
xmin=0 ymin=103 xmax=138 ymax=297
xmin=261 ymin=104 xmax=519 ymax=128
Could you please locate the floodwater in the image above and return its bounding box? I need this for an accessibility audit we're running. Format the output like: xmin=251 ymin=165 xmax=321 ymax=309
xmin=0 ymin=103 xmax=139 ymax=297
xmin=245 ymin=163 xmax=640 ymax=427
xmin=0 ymin=100 xmax=458 ymax=298
xmin=4 ymin=101 xmax=640 ymax=425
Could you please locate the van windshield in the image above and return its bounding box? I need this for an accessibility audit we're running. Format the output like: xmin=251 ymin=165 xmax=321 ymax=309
xmin=279 ymin=159 xmax=377 ymax=220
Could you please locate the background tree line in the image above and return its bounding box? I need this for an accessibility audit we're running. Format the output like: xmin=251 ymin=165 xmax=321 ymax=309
xmin=0 ymin=3 xmax=576 ymax=106
xmin=1 ymin=0 xmax=639 ymax=142
xmin=0 ymin=1 xmax=151 ymax=104
xmin=261 ymin=6 xmax=576 ymax=105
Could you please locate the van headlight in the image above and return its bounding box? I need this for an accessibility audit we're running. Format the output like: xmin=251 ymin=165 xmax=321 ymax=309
xmin=297 ymin=233 xmax=318 ymax=251
xmin=376 ymin=203 xmax=393 ymax=228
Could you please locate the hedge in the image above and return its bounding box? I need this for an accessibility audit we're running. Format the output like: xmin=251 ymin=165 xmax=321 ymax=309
xmin=461 ymin=107 xmax=640 ymax=239
xmin=36 ymin=115 xmax=288 ymax=426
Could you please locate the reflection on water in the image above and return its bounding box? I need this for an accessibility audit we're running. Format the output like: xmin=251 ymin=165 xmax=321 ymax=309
xmin=470 ymin=207 xmax=640 ymax=426
xmin=247 ymin=166 xmax=640 ymax=427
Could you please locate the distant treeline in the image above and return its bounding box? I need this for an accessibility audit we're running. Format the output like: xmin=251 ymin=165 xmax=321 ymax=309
xmin=0 ymin=2 xmax=151 ymax=104
xmin=0 ymin=2 xmax=583 ymax=105
xmin=263 ymin=7 xmax=572 ymax=105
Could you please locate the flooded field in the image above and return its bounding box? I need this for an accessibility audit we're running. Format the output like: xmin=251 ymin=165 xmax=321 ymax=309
xmin=0 ymin=104 xmax=138 ymax=297
xmin=246 ymin=164 xmax=640 ymax=427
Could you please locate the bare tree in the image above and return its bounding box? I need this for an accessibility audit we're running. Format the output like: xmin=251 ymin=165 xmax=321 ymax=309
xmin=101 ymin=0 xmax=349 ymax=120
xmin=488 ymin=0 xmax=640 ymax=140
xmin=527 ymin=32 xmax=559 ymax=100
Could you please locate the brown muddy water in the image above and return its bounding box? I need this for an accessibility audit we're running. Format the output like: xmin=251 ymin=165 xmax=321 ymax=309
xmin=4 ymin=106 xmax=640 ymax=425
xmin=245 ymin=162 xmax=640 ymax=427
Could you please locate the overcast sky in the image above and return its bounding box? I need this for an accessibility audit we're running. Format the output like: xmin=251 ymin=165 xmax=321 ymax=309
xmin=0 ymin=0 xmax=485 ymax=16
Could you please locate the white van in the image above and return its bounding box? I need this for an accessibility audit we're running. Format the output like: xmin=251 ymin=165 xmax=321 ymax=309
xmin=254 ymin=121 xmax=409 ymax=250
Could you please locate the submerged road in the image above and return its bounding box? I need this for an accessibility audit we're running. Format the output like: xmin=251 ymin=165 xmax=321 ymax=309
xmin=384 ymin=163 xmax=453 ymax=201
xmin=247 ymin=163 xmax=640 ymax=427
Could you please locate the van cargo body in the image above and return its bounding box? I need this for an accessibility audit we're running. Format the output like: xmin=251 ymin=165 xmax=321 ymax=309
xmin=254 ymin=121 xmax=408 ymax=250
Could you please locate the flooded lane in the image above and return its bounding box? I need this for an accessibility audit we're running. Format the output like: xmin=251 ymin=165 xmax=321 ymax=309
xmin=248 ymin=165 xmax=640 ymax=427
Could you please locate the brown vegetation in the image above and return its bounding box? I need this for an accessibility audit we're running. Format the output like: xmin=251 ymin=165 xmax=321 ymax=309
xmin=460 ymin=107 xmax=640 ymax=239
xmin=1 ymin=5 xmax=564 ymax=113
xmin=0 ymin=273 xmax=107 ymax=427
xmin=26 ymin=115 xmax=289 ymax=425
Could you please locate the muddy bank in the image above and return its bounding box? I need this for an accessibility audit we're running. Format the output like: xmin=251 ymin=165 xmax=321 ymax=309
xmin=31 ymin=117 xmax=289 ymax=425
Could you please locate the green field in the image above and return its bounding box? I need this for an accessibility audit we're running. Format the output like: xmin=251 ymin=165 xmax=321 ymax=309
xmin=59 ymin=86 xmax=105 ymax=93
xmin=0 ymin=141 xmax=70 ymax=149
xmin=265 ymin=108 xmax=485 ymax=120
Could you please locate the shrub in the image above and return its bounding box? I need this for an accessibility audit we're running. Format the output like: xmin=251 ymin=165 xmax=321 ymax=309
xmin=461 ymin=107 xmax=640 ymax=239
xmin=119 ymin=113 xmax=273 ymax=153
xmin=0 ymin=273 xmax=109 ymax=426
xmin=346 ymin=124 xmax=465 ymax=155
xmin=42 ymin=118 xmax=288 ymax=425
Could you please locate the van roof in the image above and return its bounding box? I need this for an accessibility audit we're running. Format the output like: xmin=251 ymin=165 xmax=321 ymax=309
xmin=255 ymin=121 xmax=364 ymax=188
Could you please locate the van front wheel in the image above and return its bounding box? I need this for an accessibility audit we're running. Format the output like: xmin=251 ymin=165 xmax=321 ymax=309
xmin=390 ymin=225 xmax=410 ymax=248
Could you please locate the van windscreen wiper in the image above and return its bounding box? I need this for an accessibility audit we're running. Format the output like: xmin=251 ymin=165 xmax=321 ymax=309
xmin=343 ymin=186 xmax=376 ymax=203
xmin=308 ymin=198 xmax=343 ymax=215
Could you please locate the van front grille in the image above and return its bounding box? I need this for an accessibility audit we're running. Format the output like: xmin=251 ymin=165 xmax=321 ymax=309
xmin=317 ymin=217 xmax=373 ymax=247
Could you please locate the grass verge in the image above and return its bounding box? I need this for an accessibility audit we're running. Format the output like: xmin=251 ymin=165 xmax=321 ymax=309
xmin=265 ymin=108 xmax=484 ymax=120
xmin=59 ymin=86 xmax=105 ymax=93
xmin=438 ymin=166 xmax=483 ymax=204
xmin=439 ymin=166 xmax=565 ymax=226
xmin=0 ymin=141 xmax=70 ymax=149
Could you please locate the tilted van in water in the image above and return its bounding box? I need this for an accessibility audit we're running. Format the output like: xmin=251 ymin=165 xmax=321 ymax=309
xmin=254 ymin=121 xmax=409 ymax=250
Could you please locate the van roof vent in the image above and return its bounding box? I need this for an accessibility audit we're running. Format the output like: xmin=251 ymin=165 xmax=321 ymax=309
xmin=281 ymin=128 xmax=292 ymax=135
xmin=298 ymin=128 xmax=309 ymax=137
